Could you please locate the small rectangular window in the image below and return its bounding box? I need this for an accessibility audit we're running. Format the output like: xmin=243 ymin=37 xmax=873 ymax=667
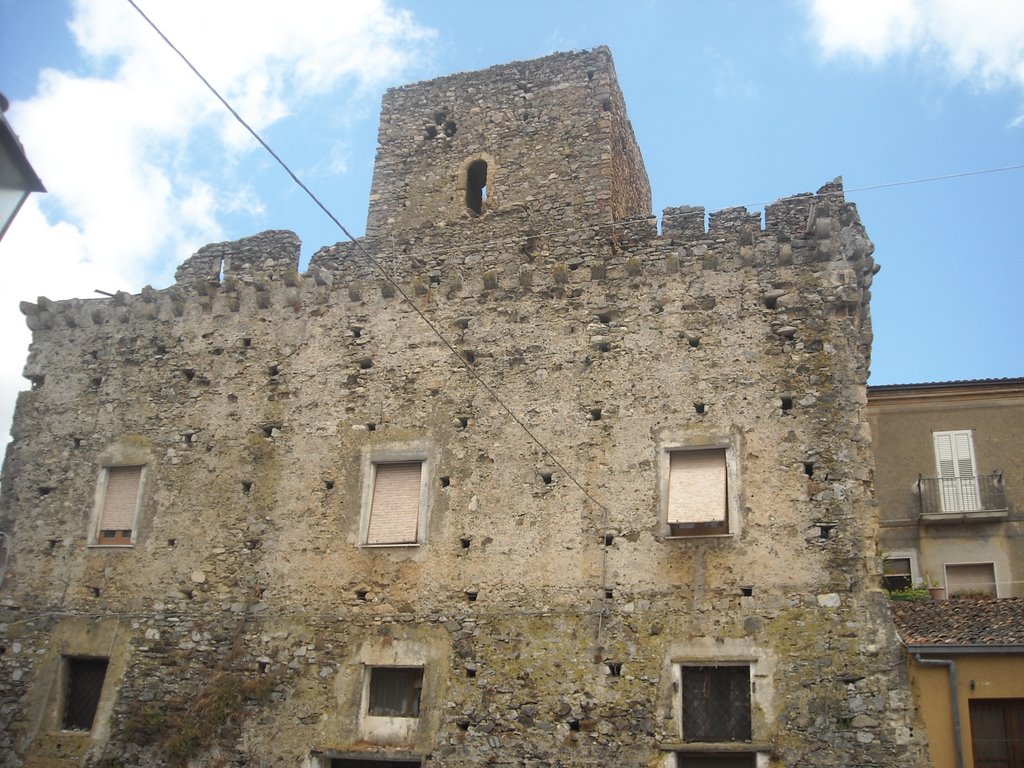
xmin=945 ymin=562 xmax=997 ymax=597
xmin=62 ymin=657 xmax=109 ymax=731
xmin=96 ymin=465 xmax=144 ymax=545
xmin=882 ymin=557 xmax=913 ymax=591
xmin=365 ymin=461 xmax=424 ymax=545
xmin=667 ymin=449 xmax=729 ymax=536
xmin=367 ymin=667 xmax=423 ymax=718
xmin=330 ymin=760 xmax=422 ymax=768
xmin=681 ymin=665 xmax=751 ymax=743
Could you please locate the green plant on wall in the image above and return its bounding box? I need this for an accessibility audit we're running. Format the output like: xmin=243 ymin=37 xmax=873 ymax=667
xmin=120 ymin=670 xmax=275 ymax=766
xmin=886 ymin=587 xmax=929 ymax=602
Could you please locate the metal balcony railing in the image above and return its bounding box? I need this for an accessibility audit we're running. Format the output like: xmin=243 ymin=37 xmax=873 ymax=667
xmin=918 ymin=473 xmax=1007 ymax=516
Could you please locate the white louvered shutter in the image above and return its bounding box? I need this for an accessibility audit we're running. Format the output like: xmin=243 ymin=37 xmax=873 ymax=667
xmin=953 ymin=432 xmax=975 ymax=477
xmin=667 ymin=449 xmax=727 ymax=524
xmin=366 ymin=462 xmax=422 ymax=544
xmin=934 ymin=433 xmax=956 ymax=479
xmin=100 ymin=466 xmax=143 ymax=531
xmin=933 ymin=431 xmax=979 ymax=512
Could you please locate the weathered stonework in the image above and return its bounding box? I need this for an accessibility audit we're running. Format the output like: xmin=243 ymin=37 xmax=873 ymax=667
xmin=1 ymin=47 xmax=927 ymax=767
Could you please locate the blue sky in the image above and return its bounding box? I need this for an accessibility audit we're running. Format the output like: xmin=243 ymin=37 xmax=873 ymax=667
xmin=1 ymin=0 xmax=1022 ymax=441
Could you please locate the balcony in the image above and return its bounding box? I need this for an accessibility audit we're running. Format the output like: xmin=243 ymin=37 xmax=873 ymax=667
xmin=918 ymin=473 xmax=1008 ymax=524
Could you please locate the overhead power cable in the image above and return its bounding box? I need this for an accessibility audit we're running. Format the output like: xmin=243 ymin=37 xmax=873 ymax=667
xmin=124 ymin=0 xmax=1022 ymax=547
xmin=353 ymin=163 xmax=1024 ymax=258
xmin=125 ymin=0 xmax=611 ymax=518
xmin=846 ymin=163 xmax=1024 ymax=193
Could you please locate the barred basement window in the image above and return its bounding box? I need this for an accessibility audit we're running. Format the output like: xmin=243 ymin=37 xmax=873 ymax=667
xmin=329 ymin=759 xmax=422 ymax=768
xmin=367 ymin=667 xmax=423 ymax=718
xmin=681 ymin=665 xmax=752 ymax=742
xmin=364 ymin=461 xmax=425 ymax=546
xmin=667 ymin=448 xmax=730 ymax=536
xmin=62 ymin=657 xmax=109 ymax=731
xmin=94 ymin=465 xmax=145 ymax=545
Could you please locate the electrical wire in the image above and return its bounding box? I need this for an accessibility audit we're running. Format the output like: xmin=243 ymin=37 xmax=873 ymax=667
xmin=847 ymin=164 xmax=1024 ymax=193
xmin=123 ymin=3 xmax=1023 ymax=641
xmin=124 ymin=0 xmax=611 ymax=519
xmin=325 ymin=162 xmax=1024 ymax=259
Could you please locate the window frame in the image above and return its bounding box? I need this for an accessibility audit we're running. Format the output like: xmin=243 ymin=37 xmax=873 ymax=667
xmin=678 ymin=663 xmax=753 ymax=744
xmin=882 ymin=550 xmax=921 ymax=591
xmin=89 ymin=464 xmax=147 ymax=547
xmin=660 ymin=442 xmax=739 ymax=539
xmin=365 ymin=666 xmax=424 ymax=719
xmin=932 ymin=429 xmax=981 ymax=512
xmin=359 ymin=448 xmax=431 ymax=548
xmin=944 ymin=561 xmax=998 ymax=597
xmin=969 ymin=698 xmax=1024 ymax=768
xmin=666 ymin=645 xmax=770 ymax=767
xmin=359 ymin=664 xmax=426 ymax=746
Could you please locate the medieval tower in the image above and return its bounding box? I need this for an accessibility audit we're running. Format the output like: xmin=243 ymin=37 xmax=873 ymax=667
xmin=0 ymin=47 xmax=928 ymax=767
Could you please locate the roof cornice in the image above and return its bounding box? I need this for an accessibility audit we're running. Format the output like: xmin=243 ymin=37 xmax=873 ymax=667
xmin=868 ymin=378 xmax=1024 ymax=409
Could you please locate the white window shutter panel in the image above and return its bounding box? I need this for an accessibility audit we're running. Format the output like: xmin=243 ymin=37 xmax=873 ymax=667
xmin=667 ymin=449 xmax=727 ymax=524
xmin=933 ymin=430 xmax=980 ymax=512
xmin=933 ymin=433 xmax=956 ymax=478
xmin=952 ymin=431 xmax=976 ymax=478
xmin=100 ymin=466 xmax=143 ymax=530
xmin=366 ymin=462 xmax=422 ymax=544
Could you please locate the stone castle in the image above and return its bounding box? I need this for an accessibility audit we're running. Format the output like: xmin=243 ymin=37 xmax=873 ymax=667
xmin=0 ymin=47 xmax=929 ymax=767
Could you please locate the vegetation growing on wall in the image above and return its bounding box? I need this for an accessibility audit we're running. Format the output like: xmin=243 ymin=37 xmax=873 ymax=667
xmin=121 ymin=670 xmax=275 ymax=766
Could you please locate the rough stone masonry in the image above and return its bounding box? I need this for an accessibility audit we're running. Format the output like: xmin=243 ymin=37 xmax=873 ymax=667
xmin=0 ymin=47 xmax=929 ymax=767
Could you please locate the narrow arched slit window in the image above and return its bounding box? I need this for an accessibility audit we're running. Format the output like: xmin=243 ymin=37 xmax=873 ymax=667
xmin=466 ymin=160 xmax=488 ymax=214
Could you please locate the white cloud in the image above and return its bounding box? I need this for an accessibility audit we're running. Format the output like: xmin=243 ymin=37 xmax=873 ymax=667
xmin=0 ymin=0 xmax=435 ymax=442
xmin=809 ymin=0 xmax=1024 ymax=92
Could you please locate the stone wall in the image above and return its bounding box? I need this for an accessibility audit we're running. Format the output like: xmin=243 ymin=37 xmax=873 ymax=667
xmin=365 ymin=47 xmax=651 ymax=239
xmin=0 ymin=47 xmax=928 ymax=768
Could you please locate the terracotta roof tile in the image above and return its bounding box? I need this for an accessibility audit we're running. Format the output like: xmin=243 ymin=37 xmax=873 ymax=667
xmin=891 ymin=597 xmax=1024 ymax=647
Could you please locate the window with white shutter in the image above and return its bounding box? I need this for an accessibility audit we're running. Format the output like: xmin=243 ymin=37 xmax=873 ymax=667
xmin=365 ymin=461 xmax=424 ymax=545
xmin=667 ymin=448 xmax=730 ymax=536
xmin=933 ymin=430 xmax=980 ymax=512
xmin=94 ymin=465 xmax=144 ymax=545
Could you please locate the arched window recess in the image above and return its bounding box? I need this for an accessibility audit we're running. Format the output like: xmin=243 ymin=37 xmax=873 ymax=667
xmin=466 ymin=159 xmax=488 ymax=215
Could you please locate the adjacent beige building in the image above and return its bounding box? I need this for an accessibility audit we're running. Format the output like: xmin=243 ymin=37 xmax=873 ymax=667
xmin=869 ymin=378 xmax=1024 ymax=598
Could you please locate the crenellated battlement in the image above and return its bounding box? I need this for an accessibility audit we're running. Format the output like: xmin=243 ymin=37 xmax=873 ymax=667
xmin=21 ymin=178 xmax=876 ymax=340
xmin=22 ymin=179 xmax=872 ymax=337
